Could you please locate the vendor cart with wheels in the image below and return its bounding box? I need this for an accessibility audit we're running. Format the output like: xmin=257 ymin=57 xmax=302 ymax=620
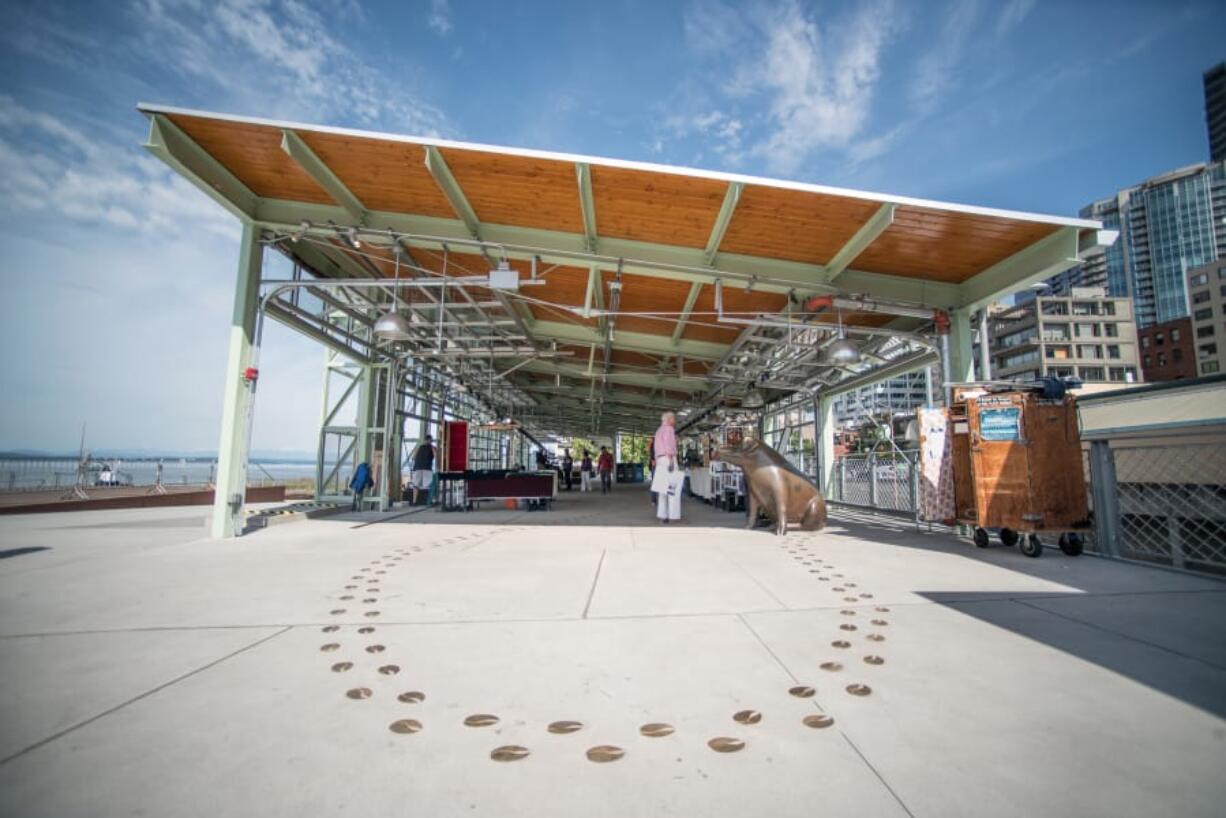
xmin=928 ymin=384 xmax=1090 ymax=558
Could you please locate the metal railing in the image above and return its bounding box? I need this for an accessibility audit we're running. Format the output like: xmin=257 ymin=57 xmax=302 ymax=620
xmin=830 ymin=435 xmax=1225 ymax=578
xmin=829 ymin=450 xmax=920 ymax=514
xmin=1086 ymin=438 xmax=1226 ymax=576
xmin=0 ymin=458 xmax=315 ymax=494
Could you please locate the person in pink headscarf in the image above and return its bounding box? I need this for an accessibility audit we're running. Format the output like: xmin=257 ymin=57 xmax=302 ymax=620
xmin=649 ymin=410 xmax=684 ymax=523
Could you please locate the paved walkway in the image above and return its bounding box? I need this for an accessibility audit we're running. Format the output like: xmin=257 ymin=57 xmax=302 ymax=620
xmin=1 ymin=487 xmax=1224 ymax=817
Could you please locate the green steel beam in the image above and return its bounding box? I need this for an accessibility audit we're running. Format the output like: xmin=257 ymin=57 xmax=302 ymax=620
xmin=254 ymin=198 xmax=973 ymax=304
xmin=529 ymin=319 xmax=726 ymax=360
xmin=210 ymin=223 xmax=262 ymax=538
xmin=946 ymin=308 xmax=975 ymax=384
xmin=280 ymin=129 xmax=368 ymax=225
xmin=423 ymin=145 xmax=481 ymax=239
xmin=516 ymin=359 xmax=706 ymax=391
xmin=576 ymin=162 xmax=598 ymax=252
xmin=827 ymin=202 xmax=895 ymax=282
xmin=703 ymin=181 xmax=743 ymax=266
xmin=671 ymin=281 xmax=704 ymax=346
xmin=143 ymin=115 xmax=257 ymax=221
xmin=957 ymin=226 xmax=1081 ymax=311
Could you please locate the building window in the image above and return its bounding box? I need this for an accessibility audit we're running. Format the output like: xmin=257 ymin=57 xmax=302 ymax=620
xmin=1205 ymin=361 xmax=1221 ymax=374
xmin=1195 ymin=308 xmax=1214 ymax=321
xmin=1173 ymin=348 xmax=1183 ymax=362
xmin=1157 ymin=354 xmax=1167 ymax=368
xmin=1220 ymin=285 xmax=1226 ymax=298
xmin=1041 ymin=301 xmax=1069 ymax=316
xmin=1155 ymin=332 xmax=1165 ymax=345
xmin=1171 ymin=328 xmax=1180 ymax=341
xmin=1049 ymin=366 xmax=1074 ymax=378
xmin=1104 ymin=323 xmax=1119 ymax=338
xmin=1190 ymin=272 xmax=1209 ymax=287
xmin=1072 ymin=302 xmax=1092 ymax=316
xmin=1200 ymin=343 xmax=1218 ymax=359
xmin=1080 ymin=366 xmax=1105 ymax=381
xmin=1193 ymin=290 xmax=1211 ymax=304
xmin=1109 ymin=367 xmax=1131 ymax=382
xmin=1141 ymin=336 xmax=1151 ymax=349
xmin=1143 ymin=355 xmax=1151 ymax=367
xmin=1107 ymin=345 xmax=1121 ymax=359
xmin=1198 ymin=325 xmax=1215 ymax=338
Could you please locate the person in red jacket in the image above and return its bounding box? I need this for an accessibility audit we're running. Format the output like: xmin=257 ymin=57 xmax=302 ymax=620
xmin=597 ymin=446 xmax=614 ymax=494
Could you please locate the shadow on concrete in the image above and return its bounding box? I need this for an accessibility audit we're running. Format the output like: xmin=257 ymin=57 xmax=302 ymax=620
xmin=918 ymin=589 xmax=1226 ymax=719
xmin=0 ymin=546 xmax=51 ymax=560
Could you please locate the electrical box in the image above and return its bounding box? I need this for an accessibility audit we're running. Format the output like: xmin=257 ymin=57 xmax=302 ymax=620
xmin=488 ymin=262 xmax=519 ymax=290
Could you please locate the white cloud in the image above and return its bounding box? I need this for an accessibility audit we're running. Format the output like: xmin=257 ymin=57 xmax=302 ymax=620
xmin=995 ymin=0 xmax=1036 ymax=37
xmin=0 ymin=96 xmax=238 ymax=241
xmin=428 ymin=0 xmax=452 ymax=35
xmin=671 ymin=0 xmax=905 ymax=175
xmin=910 ymin=0 xmax=980 ymax=114
xmin=132 ymin=0 xmax=449 ymax=136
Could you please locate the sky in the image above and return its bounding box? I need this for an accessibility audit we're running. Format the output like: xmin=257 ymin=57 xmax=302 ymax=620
xmin=0 ymin=0 xmax=1223 ymax=456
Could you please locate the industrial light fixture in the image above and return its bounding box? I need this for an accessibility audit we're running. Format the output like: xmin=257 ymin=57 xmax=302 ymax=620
xmin=291 ymin=220 xmax=308 ymax=242
xmin=743 ymin=385 xmax=766 ymax=408
xmin=373 ymin=246 xmax=413 ymax=341
xmin=824 ymin=306 xmax=861 ymax=364
xmin=345 ymin=226 xmax=362 ymax=249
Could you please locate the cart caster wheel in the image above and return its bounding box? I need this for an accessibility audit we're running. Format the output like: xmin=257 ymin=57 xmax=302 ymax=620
xmin=1058 ymin=533 xmax=1084 ymax=556
xmin=973 ymin=527 xmax=990 ymax=548
xmin=999 ymin=527 xmax=1019 ymax=547
xmin=1020 ymin=534 xmax=1044 ymax=558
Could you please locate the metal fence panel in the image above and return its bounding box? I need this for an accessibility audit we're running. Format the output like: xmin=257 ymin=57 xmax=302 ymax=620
xmin=830 ymin=451 xmax=917 ymax=514
xmin=1104 ymin=443 xmax=1226 ymax=574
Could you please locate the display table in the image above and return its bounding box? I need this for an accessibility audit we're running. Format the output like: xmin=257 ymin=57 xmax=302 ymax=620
xmin=436 ymin=470 xmax=556 ymax=511
xmin=686 ymin=467 xmax=713 ymax=500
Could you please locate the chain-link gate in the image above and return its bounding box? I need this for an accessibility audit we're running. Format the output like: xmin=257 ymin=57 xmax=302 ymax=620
xmin=1087 ymin=439 xmax=1226 ymax=575
xmin=831 ymin=451 xmax=919 ymax=514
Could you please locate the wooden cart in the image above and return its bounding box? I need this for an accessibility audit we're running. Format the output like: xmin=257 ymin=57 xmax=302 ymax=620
xmin=948 ymin=388 xmax=1090 ymax=558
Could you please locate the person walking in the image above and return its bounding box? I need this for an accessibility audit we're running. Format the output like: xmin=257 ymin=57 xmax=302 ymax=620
xmin=579 ymin=450 xmax=594 ymax=492
xmin=349 ymin=461 xmax=374 ymax=511
xmin=650 ymin=411 xmax=684 ymax=523
xmin=561 ymin=449 xmax=574 ymax=491
xmin=597 ymin=446 xmax=614 ymax=494
xmin=409 ymin=434 xmax=435 ymax=505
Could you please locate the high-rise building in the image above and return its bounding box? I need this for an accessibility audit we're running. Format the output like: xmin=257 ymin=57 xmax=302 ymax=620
xmin=1137 ymin=318 xmax=1196 ymax=381
xmin=987 ymin=287 xmax=1142 ymax=385
xmin=1038 ymin=162 xmax=1226 ymax=327
xmin=832 ymin=371 xmax=930 ymax=428
xmin=1206 ymin=61 xmax=1226 ymax=163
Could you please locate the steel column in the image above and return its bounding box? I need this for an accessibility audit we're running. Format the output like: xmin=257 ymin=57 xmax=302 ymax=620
xmin=210 ymin=223 xmax=262 ymax=538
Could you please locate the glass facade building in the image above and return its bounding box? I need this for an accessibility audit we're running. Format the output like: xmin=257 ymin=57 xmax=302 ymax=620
xmin=1040 ymin=162 xmax=1226 ymax=328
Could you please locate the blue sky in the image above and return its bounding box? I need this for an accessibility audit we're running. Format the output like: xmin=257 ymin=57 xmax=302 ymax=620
xmin=1 ymin=0 xmax=1223 ymax=455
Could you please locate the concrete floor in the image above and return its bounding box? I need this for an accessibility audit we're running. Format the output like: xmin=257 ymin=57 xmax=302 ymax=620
xmin=1 ymin=487 xmax=1224 ymax=818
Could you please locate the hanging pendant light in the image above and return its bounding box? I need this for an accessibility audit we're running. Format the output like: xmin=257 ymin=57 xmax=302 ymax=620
xmin=374 ymin=245 xmax=413 ymax=341
xmin=743 ymin=384 xmax=766 ymax=408
xmin=825 ymin=306 xmax=861 ymax=364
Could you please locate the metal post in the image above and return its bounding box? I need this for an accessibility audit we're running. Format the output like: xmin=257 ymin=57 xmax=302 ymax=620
xmin=869 ymin=451 xmax=878 ymax=509
xmin=1088 ymin=440 xmax=1121 ymax=558
xmin=210 ymin=222 xmax=262 ymax=539
xmin=838 ymin=457 xmax=846 ymax=503
xmin=817 ymin=394 xmax=835 ymax=498
xmin=978 ymin=309 xmax=992 ymax=381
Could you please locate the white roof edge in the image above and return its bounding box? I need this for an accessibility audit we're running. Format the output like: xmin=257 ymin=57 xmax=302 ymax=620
xmin=137 ymin=102 xmax=1102 ymax=231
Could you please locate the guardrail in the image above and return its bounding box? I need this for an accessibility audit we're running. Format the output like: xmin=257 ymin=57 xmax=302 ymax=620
xmin=0 ymin=458 xmax=315 ymax=493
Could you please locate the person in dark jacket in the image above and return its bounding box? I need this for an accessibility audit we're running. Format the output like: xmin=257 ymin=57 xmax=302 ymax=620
xmin=409 ymin=435 xmax=435 ymax=505
xmin=561 ymin=449 xmax=574 ymax=491
xmin=350 ymin=461 xmax=374 ymax=511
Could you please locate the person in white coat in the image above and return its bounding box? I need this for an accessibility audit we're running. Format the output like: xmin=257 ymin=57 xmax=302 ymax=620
xmin=649 ymin=411 xmax=684 ymax=523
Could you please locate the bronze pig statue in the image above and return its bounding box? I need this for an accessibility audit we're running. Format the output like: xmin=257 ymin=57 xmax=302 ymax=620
xmin=717 ymin=439 xmax=828 ymax=536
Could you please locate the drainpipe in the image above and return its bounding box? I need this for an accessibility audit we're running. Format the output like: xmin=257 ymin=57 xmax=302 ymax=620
xmin=978 ymin=309 xmax=992 ymax=381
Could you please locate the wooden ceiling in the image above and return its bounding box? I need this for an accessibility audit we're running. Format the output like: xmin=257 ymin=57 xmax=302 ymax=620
xmin=146 ymin=107 xmax=1098 ymax=426
xmin=166 ymin=112 xmax=1075 ymax=285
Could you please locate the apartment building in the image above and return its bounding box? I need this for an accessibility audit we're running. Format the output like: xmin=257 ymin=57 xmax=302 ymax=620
xmin=1188 ymin=258 xmax=1226 ymax=374
xmin=1137 ymin=317 xmax=1196 ymax=381
xmin=989 ymin=287 xmax=1142 ymax=384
